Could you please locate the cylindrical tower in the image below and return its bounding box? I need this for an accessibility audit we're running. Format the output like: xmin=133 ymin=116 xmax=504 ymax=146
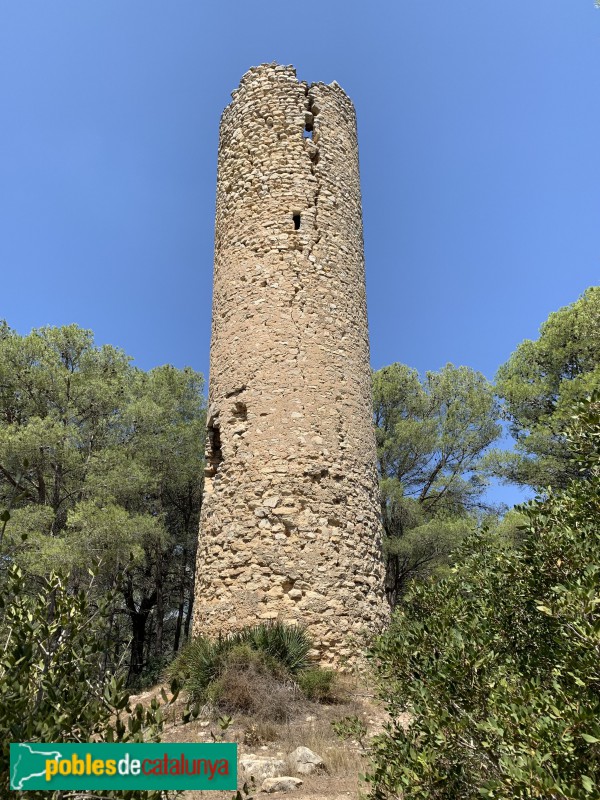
xmin=193 ymin=63 xmax=387 ymax=664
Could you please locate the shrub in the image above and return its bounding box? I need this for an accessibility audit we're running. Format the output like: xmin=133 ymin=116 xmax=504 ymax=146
xmin=209 ymin=645 xmax=297 ymax=721
xmin=243 ymin=720 xmax=278 ymax=745
xmin=331 ymin=715 xmax=368 ymax=748
xmin=366 ymin=393 xmax=600 ymax=800
xmin=167 ymin=621 xmax=313 ymax=706
xmin=167 ymin=636 xmax=223 ymax=703
xmin=129 ymin=653 xmax=172 ymax=693
xmin=239 ymin=621 xmax=312 ymax=674
xmin=0 ymin=565 xmax=178 ymax=800
xmin=297 ymin=668 xmax=338 ymax=702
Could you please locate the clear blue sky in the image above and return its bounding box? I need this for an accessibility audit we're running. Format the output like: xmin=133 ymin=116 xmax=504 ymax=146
xmin=1 ymin=1 xmax=598 ymax=507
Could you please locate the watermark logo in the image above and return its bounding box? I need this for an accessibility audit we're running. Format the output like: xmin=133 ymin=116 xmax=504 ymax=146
xmin=10 ymin=742 xmax=237 ymax=791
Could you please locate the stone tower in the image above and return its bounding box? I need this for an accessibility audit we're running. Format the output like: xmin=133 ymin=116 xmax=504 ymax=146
xmin=193 ymin=63 xmax=387 ymax=664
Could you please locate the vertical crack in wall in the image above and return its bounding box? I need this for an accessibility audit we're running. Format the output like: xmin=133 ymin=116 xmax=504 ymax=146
xmin=284 ymin=83 xmax=325 ymax=443
xmin=305 ymin=85 xmax=349 ymax=473
xmin=281 ymin=81 xmax=326 ymax=442
xmin=305 ymin=86 xmax=322 ymax=262
xmin=305 ymin=87 xmax=327 ymax=446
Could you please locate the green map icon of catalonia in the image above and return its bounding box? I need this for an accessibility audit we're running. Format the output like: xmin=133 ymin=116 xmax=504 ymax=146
xmin=10 ymin=744 xmax=62 ymax=789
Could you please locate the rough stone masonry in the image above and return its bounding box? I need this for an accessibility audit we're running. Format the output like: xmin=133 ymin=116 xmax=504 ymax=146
xmin=193 ymin=63 xmax=387 ymax=664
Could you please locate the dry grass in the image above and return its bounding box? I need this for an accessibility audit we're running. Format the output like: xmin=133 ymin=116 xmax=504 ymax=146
xmin=211 ymin=660 xmax=301 ymax=722
xmin=131 ymin=669 xmax=387 ymax=800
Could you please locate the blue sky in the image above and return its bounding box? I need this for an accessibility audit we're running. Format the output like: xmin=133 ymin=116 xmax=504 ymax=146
xmin=1 ymin=1 xmax=598 ymax=507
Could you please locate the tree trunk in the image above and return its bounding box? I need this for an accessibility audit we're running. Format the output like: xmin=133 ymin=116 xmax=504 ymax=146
xmin=174 ymin=544 xmax=189 ymax=653
xmin=122 ymin=574 xmax=157 ymax=681
xmin=154 ymin=549 xmax=164 ymax=660
xmin=173 ymin=601 xmax=185 ymax=653
xmin=129 ymin=612 xmax=148 ymax=677
xmin=184 ymin=539 xmax=198 ymax=640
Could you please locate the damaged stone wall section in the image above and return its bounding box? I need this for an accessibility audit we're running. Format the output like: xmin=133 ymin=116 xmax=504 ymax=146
xmin=304 ymin=87 xmax=321 ymax=262
xmin=204 ymin=408 xmax=222 ymax=494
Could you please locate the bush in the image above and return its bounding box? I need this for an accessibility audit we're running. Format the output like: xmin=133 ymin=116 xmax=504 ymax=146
xmin=167 ymin=621 xmax=313 ymax=706
xmin=367 ymin=393 xmax=600 ymax=799
xmin=129 ymin=653 xmax=172 ymax=693
xmin=239 ymin=621 xmax=312 ymax=674
xmin=209 ymin=645 xmax=297 ymax=721
xmin=297 ymin=668 xmax=338 ymax=702
xmin=168 ymin=636 xmax=223 ymax=702
xmin=0 ymin=565 xmax=178 ymax=800
xmin=332 ymin=715 xmax=368 ymax=747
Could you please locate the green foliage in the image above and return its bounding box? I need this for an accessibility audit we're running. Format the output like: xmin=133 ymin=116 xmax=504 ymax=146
xmin=237 ymin=620 xmax=312 ymax=674
xmin=206 ymin=643 xmax=278 ymax=704
xmin=167 ymin=635 xmax=223 ymax=701
xmin=373 ymin=362 xmax=501 ymax=605
xmin=374 ymin=363 xmax=500 ymax=512
xmin=0 ymin=322 xmax=206 ymax=679
xmin=297 ymin=668 xmax=337 ymax=702
xmin=168 ymin=621 xmax=313 ymax=704
xmin=366 ymin=392 xmax=600 ymax=799
xmin=0 ymin=564 xmax=179 ymax=800
xmin=490 ymin=286 xmax=600 ymax=490
xmin=332 ymin=715 xmax=368 ymax=748
xmin=167 ymin=622 xmax=317 ymax=721
xmin=382 ymin=510 xmax=477 ymax=592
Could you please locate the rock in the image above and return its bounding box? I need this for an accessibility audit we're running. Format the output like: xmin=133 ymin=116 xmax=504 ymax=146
xmin=239 ymin=755 xmax=287 ymax=782
xmin=288 ymin=745 xmax=324 ymax=775
xmin=305 ymin=139 xmax=319 ymax=159
xmin=262 ymin=777 xmax=303 ymax=793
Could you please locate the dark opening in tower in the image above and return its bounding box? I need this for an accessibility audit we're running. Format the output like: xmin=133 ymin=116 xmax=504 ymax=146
xmin=293 ymin=214 xmax=301 ymax=230
xmin=205 ymin=420 xmax=223 ymax=479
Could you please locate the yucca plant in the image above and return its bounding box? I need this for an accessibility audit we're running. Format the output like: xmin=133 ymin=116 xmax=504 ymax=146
xmin=166 ymin=622 xmax=313 ymax=704
xmin=240 ymin=622 xmax=312 ymax=675
xmin=166 ymin=636 xmax=223 ymax=702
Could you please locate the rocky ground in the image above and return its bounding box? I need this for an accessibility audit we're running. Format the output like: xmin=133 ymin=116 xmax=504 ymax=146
xmin=133 ymin=676 xmax=403 ymax=800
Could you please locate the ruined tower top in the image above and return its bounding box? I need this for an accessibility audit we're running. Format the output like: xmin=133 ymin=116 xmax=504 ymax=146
xmin=193 ymin=64 xmax=387 ymax=664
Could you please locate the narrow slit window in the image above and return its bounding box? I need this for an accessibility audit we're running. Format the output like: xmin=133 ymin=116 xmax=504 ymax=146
xmin=293 ymin=214 xmax=301 ymax=230
xmin=303 ymin=128 xmax=313 ymax=139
